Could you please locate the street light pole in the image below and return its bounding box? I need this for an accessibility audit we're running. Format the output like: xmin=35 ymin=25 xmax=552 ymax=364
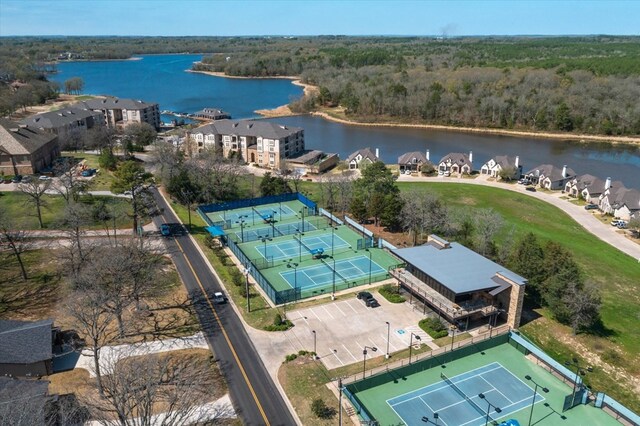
xmin=312 ymin=330 xmax=317 ymax=359
xmin=365 ymin=248 xmax=372 ymax=285
xmin=362 ymin=346 xmax=378 ymax=379
xmin=338 ymin=377 xmax=343 ymax=426
xmin=409 ymin=332 xmax=421 ymax=364
xmin=478 ymin=393 xmax=502 ymax=426
xmin=331 ymin=255 xmax=336 ymax=300
xmin=525 ymin=375 xmax=550 ymax=426
xmin=385 ymin=321 xmax=390 ymax=359
xmin=243 ymin=265 xmax=251 ymax=313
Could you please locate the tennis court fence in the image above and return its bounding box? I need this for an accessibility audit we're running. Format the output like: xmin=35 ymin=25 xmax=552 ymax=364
xmin=225 ymin=216 xmax=333 ymax=243
xmin=197 ymin=192 xmax=317 ymax=216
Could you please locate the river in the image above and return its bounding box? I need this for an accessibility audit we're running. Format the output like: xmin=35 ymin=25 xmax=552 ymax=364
xmin=51 ymin=54 xmax=640 ymax=188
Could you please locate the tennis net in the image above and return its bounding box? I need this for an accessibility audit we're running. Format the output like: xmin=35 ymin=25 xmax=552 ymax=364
xmin=252 ymin=206 xmax=267 ymax=220
xmin=320 ymin=258 xmax=349 ymax=285
xmin=292 ymin=233 xmax=313 ymax=253
xmin=440 ymin=372 xmax=488 ymax=419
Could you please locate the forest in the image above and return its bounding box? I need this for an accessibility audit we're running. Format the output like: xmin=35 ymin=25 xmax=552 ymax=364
xmin=1 ymin=36 xmax=639 ymax=135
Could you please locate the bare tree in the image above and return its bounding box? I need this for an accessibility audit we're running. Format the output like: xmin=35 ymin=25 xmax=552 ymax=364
xmin=66 ymin=283 xmax=119 ymax=395
xmin=563 ymin=281 xmax=602 ymax=335
xmin=18 ymin=179 xmax=51 ymax=229
xmin=473 ymin=208 xmax=504 ymax=256
xmin=53 ymin=157 xmax=89 ymax=204
xmin=0 ymin=207 xmax=32 ymax=280
xmin=334 ymin=171 xmax=355 ymax=216
xmin=58 ymin=202 xmax=92 ymax=275
xmin=84 ymin=350 xmax=231 ymax=426
xmin=400 ymin=191 xmax=422 ymax=246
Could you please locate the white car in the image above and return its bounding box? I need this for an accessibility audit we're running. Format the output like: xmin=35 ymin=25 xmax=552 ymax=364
xmin=611 ymin=219 xmax=624 ymax=227
xmin=213 ymin=292 xmax=226 ymax=304
xmin=38 ymin=175 xmax=52 ymax=181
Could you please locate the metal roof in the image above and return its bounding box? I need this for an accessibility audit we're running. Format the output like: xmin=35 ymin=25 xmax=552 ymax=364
xmin=392 ymin=241 xmax=526 ymax=295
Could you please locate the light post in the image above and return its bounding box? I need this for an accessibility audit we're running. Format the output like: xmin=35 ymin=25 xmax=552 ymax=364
xmin=299 ymin=207 xmax=307 ymax=232
xmin=331 ymin=226 xmax=337 ymax=257
xmin=260 ymin=236 xmax=272 ymax=260
xmin=525 ymin=375 xmax=549 ymax=426
xmin=312 ymin=330 xmax=317 ymax=359
xmin=362 ymin=345 xmax=377 ymax=379
xmin=287 ymin=262 xmax=299 ymax=303
xmin=295 ymin=228 xmax=304 ymax=262
xmin=338 ymin=377 xmax=344 ymax=426
xmin=450 ymin=325 xmax=457 ymax=351
xmin=235 ymin=215 xmax=248 ymax=243
xmin=385 ymin=321 xmax=391 ymax=359
xmin=243 ymin=265 xmax=251 ymax=313
xmin=409 ymin=332 xmax=421 ymax=364
xmin=421 ymin=413 xmax=439 ymax=425
xmin=365 ymin=248 xmax=372 ymax=285
xmin=330 ymin=255 xmax=337 ymax=300
xmin=478 ymin=393 xmax=502 ymax=426
xmin=564 ymin=358 xmax=592 ymax=407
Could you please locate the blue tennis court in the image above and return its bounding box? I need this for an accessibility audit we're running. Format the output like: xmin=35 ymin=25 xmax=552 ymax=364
xmin=214 ymin=204 xmax=297 ymax=224
xmin=387 ymin=362 xmax=544 ymax=426
xmin=257 ymin=234 xmax=350 ymax=261
xmin=236 ymin=219 xmax=318 ymax=243
xmin=279 ymin=255 xmax=386 ymax=290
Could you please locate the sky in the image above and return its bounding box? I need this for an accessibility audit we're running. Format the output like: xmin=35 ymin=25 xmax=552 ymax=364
xmin=1 ymin=0 xmax=639 ymax=37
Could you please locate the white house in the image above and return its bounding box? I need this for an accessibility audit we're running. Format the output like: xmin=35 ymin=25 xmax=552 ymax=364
xmin=438 ymin=151 xmax=473 ymax=175
xmin=564 ymin=174 xmax=601 ymax=198
xmin=346 ymin=147 xmax=379 ymax=170
xmin=480 ymin=155 xmax=521 ymax=180
xmin=398 ymin=150 xmax=432 ymax=172
xmin=599 ymin=186 xmax=640 ymax=220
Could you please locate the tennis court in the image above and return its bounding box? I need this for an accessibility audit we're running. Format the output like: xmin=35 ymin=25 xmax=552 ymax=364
xmin=234 ymin=218 xmax=319 ymax=243
xmin=388 ymin=362 xmax=543 ymax=426
xmin=207 ymin=203 xmax=297 ymax=224
xmin=279 ymin=255 xmax=386 ymax=291
xmin=255 ymin=233 xmax=351 ymax=261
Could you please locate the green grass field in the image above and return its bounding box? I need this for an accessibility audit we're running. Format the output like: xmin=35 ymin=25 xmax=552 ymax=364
xmin=0 ymin=191 xmax=133 ymax=230
xmin=351 ymin=339 xmax=619 ymax=426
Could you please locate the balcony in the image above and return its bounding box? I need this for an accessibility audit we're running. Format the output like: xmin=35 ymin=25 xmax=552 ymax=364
xmin=390 ymin=268 xmax=497 ymax=320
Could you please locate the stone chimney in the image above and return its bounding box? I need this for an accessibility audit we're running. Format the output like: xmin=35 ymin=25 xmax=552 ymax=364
xmin=605 ymin=177 xmax=611 ymax=189
xmin=426 ymin=149 xmax=430 ymax=161
xmin=562 ymin=165 xmax=568 ymax=178
xmin=515 ymin=156 xmax=519 ymax=168
xmin=469 ymin=151 xmax=473 ymax=163
xmin=375 ymin=148 xmax=379 ymax=159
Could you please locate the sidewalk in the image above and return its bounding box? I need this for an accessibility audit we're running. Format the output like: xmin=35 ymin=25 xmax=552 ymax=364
xmin=396 ymin=174 xmax=640 ymax=260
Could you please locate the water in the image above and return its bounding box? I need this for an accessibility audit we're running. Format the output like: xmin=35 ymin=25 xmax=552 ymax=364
xmin=51 ymin=54 xmax=639 ymax=188
xmin=267 ymin=116 xmax=640 ymax=188
xmin=51 ymin=54 xmax=303 ymax=120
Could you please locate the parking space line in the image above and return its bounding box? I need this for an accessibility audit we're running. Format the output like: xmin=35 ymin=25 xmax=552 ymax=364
xmin=368 ymin=337 xmax=380 ymax=350
xmin=381 ymin=333 xmax=399 ymax=351
xmin=321 ymin=305 xmax=334 ymax=319
xmin=309 ymin=307 xmax=322 ymax=321
xmin=344 ymin=300 xmax=359 ymax=313
xmin=332 ymin=350 xmax=345 ymax=366
xmin=342 ymin=344 xmax=358 ymax=362
xmin=333 ymin=302 xmax=346 ymax=316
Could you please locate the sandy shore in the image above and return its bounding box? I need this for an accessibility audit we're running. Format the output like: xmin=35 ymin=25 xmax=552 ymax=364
xmin=191 ymin=68 xmax=640 ymax=145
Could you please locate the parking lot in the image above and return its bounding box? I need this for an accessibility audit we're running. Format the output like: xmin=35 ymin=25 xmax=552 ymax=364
xmin=287 ymin=290 xmax=437 ymax=370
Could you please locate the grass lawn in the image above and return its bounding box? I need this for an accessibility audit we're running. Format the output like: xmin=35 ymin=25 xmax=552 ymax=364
xmin=0 ymin=191 xmax=133 ymax=230
xmin=61 ymin=151 xmax=114 ymax=191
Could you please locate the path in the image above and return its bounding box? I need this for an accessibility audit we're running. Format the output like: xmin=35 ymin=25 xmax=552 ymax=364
xmin=396 ymin=174 xmax=640 ymax=260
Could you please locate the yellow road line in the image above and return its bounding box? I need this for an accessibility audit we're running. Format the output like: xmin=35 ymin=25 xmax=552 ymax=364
xmin=174 ymin=238 xmax=271 ymax=426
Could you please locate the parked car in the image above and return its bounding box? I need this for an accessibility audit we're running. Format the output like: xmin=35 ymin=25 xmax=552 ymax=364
xmin=526 ymin=187 xmax=536 ymax=192
xmin=404 ymin=169 xmax=412 ymax=175
xmin=81 ymin=169 xmax=96 ymax=177
xmin=160 ymin=223 xmax=171 ymax=236
xmin=584 ymin=203 xmax=599 ymax=210
xmin=213 ymin=292 xmax=226 ymax=304
xmin=356 ymin=291 xmax=379 ymax=308
xmin=356 ymin=291 xmax=372 ymax=300
xmin=611 ymin=219 xmax=623 ymax=227
xmin=517 ymin=178 xmax=530 ymax=185
xmin=617 ymin=222 xmax=628 ymax=229
xmin=10 ymin=175 xmax=22 ymax=183
xmin=38 ymin=175 xmax=52 ymax=181
xmin=21 ymin=175 xmax=33 ymax=183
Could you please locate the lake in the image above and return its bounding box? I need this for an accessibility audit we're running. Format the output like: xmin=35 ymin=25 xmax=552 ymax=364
xmin=52 ymin=54 xmax=639 ymax=187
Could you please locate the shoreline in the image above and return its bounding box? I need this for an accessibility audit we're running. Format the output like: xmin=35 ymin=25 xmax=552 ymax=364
xmin=191 ymin=68 xmax=640 ymax=146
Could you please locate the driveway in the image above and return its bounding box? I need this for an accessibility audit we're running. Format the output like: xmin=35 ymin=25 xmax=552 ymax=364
xmin=397 ymin=174 xmax=640 ymax=260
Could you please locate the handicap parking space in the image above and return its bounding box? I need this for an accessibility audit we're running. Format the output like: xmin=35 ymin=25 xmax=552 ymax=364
xmin=287 ymin=290 xmax=432 ymax=370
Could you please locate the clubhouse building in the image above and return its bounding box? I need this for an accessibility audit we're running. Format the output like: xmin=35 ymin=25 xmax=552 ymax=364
xmin=390 ymin=235 xmax=526 ymax=330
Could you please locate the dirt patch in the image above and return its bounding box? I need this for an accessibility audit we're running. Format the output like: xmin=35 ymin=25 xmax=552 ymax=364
xmin=364 ymin=223 xmax=412 ymax=248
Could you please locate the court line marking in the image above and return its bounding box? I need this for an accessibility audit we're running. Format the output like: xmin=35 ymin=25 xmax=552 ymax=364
xmin=480 ymin=375 xmax=513 ymax=404
xmin=423 ymin=399 xmax=449 ymax=426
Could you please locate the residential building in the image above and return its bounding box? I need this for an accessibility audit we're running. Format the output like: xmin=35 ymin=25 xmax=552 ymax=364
xmin=599 ymin=186 xmax=640 ymax=220
xmin=438 ymin=151 xmax=473 ymax=175
xmin=524 ymin=164 xmax=575 ymax=190
xmin=192 ymin=108 xmax=231 ymax=121
xmin=398 ymin=150 xmax=433 ymax=173
xmin=0 ymin=319 xmax=56 ymax=377
xmin=564 ymin=174 xmax=602 ymax=198
xmin=78 ymin=97 xmax=161 ymax=130
xmin=286 ymin=150 xmax=339 ymax=174
xmin=0 ymin=119 xmax=60 ymax=176
xmin=188 ymin=119 xmax=304 ymax=169
xmin=480 ymin=155 xmax=522 ymax=180
xmin=20 ymin=106 xmax=104 ymax=141
xmin=390 ymin=235 xmax=526 ymax=329
xmin=346 ymin=147 xmax=379 ymax=169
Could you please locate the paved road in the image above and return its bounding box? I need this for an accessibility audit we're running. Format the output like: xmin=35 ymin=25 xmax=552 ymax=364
xmin=150 ymin=188 xmax=297 ymax=426
xmin=397 ymin=174 xmax=640 ymax=260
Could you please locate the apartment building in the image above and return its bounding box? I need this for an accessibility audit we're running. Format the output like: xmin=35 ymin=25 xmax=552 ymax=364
xmin=188 ymin=119 xmax=304 ymax=169
xmin=78 ymin=97 xmax=160 ymax=130
xmin=0 ymin=119 xmax=60 ymax=176
xmin=20 ymin=107 xmax=104 ymax=140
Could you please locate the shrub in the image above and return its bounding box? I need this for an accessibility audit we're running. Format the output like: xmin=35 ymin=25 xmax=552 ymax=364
xmin=311 ymin=398 xmax=335 ymax=419
xmin=274 ymin=313 xmax=283 ymax=326
xmin=379 ymin=285 xmax=406 ymax=303
xmin=230 ymin=269 xmax=244 ymax=287
xmin=284 ymin=353 xmax=298 ymax=363
xmin=419 ymin=317 xmax=449 ymax=339
xmin=264 ymin=314 xmax=293 ymax=331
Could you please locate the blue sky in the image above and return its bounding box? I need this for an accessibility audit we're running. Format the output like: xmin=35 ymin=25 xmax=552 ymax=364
xmin=1 ymin=0 xmax=638 ymax=36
